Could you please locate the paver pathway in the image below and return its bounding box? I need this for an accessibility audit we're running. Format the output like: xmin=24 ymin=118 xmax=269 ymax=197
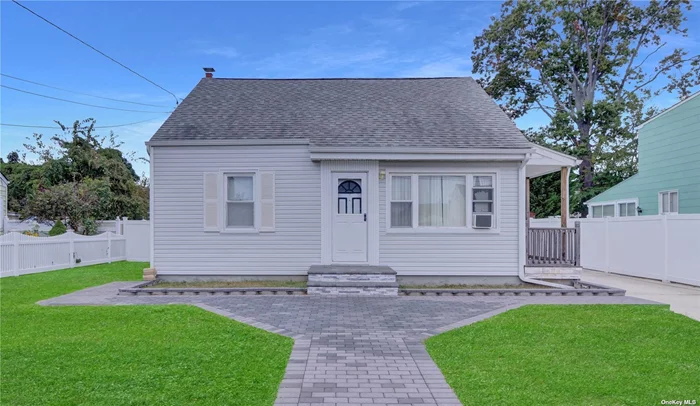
xmin=40 ymin=283 xmax=658 ymax=405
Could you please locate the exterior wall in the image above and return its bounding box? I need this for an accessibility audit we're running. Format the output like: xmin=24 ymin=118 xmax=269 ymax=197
xmin=589 ymin=95 xmax=700 ymax=214
xmin=152 ymin=145 xmax=321 ymax=275
xmin=153 ymin=146 xmax=523 ymax=277
xmin=378 ymin=161 xmax=520 ymax=276
xmin=0 ymin=180 xmax=7 ymax=232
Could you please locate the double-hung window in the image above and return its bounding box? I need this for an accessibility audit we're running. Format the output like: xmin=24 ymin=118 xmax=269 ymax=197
xmin=472 ymin=176 xmax=494 ymax=228
xmin=590 ymin=203 xmax=615 ymax=218
xmin=390 ymin=176 xmax=412 ymax=227
xmin=226 ymin=175 xmax=255 ymax=228
xmin=618 ymin=202 xmax=637 ymax=217
xmin=388 ymin=173 xmax=495 ymax=230
xmin=659 ymin=191 xmax=679 ymax=214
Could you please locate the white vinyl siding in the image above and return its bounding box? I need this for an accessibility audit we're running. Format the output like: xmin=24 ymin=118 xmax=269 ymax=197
xmin=153 ymin=145 xmax=320 ymax=275
xmin=379 ymin=162 xmax=518 ymax=275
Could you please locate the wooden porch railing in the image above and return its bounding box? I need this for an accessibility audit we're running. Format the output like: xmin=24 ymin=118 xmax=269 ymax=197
xmin=527 ymin=222 xmax=580 ymax=267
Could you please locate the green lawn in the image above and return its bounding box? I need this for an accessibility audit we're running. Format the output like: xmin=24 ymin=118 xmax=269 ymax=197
xmin=426 ymin=305 xmax=700 ymax=406
xmin=0 ymin=262 xmax=293 ymax=406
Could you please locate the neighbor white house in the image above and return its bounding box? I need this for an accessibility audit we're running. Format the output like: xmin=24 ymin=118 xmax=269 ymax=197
xmin=0 ymin=173 xmax=8 ymax=234
xmin=146 ymin=71 xmax=579 ymax=285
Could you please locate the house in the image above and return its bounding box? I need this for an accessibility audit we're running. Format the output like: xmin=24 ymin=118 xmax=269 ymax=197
xmin=0 ymin=172 xmax=8 ymax=233
xmin=587 ymin=92 xmax=700 ymax=217
xmin=146 ymin=70 xmax=580 ymax=293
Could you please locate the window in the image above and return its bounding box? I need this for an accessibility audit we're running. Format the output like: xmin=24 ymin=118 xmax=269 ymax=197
xmin=390 ymin=176 xmax=412 ymax=227
xmin=226 ymin=175 xmax=254 ymax=227
xmin=618 ymin=202 xmax=637 ymax=217
xmin=590 ymin=203 xmax=615 ymax=218
xmin=338 ymin=180 xmax=362 ymax=214
xmin=472 ymin=176 xmax=494 ymax=228
xmin=388 ymin=173 xmax=495 ymax=230
xmin=659 ymin=191 xmax=679 ymax=214
xmin=418 ymin=176 xmax=466 ymax=227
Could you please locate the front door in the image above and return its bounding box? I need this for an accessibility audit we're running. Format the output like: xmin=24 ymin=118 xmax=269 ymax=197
xmin=332 ymin=172 xmax=368 ymax=263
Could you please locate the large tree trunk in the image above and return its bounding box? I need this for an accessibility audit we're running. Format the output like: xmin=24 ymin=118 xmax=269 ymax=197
xmin=577 ymin=122 xmax=594 ymax=189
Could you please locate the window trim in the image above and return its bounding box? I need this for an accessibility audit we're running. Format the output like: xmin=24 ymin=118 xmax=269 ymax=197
xmin=658 ymin=190 xmax=679 ymax=215
xmin=588 ymin=198 xmax=638 ymax=218
xmin=220 ymin=170 xmax=260 ymax=233
xmin=386 ymin=170 xmax=499 ymax=233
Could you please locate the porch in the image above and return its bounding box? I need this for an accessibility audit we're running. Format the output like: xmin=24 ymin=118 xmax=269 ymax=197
xmin=525 ymin=145 xmax=582 ymax=278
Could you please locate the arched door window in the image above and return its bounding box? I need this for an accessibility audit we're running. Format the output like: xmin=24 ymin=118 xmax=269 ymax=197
xmin=338 ymin=180 xmax=362 ymax=214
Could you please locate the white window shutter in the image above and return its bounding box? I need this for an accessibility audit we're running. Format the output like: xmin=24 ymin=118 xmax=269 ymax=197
xmin=260 ymin=172 xmax=275 ymax=232
xmin=203 ymin=173 xmax=220 ymax=232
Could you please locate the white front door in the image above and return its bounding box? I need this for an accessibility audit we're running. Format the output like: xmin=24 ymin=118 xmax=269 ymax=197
xmin=332 ymin=172 xmax=368 ymax=263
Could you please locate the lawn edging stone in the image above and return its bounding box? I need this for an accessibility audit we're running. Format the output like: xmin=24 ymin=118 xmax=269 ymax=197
xmin=118 ymin=281 xmax=307 ymax=296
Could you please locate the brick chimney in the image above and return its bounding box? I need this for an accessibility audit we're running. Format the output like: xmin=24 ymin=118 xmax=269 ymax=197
xmin=203 ymin=67 xmax=215 ymax=78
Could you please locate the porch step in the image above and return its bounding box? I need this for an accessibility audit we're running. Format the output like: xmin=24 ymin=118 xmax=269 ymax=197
xmin=307 ymin=265 xmax=398 ymax=296
xmin=525 ymin=266 xmax=583 ymax=280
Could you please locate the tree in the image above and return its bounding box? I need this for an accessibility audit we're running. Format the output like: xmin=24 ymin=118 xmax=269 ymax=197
xmin=6 ymin=151 xmax=20 ymax=163
xmin=29 ymin=179 xmax=111 ymax=234
xmin=472 ymin=0 xmax=700 ymax=212
xmin=7 ymin=118 xmax=149 ymax=228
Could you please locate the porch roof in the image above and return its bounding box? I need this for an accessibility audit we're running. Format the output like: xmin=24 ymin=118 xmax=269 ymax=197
xmin=526 ymin=144 xmax=581 ymax=178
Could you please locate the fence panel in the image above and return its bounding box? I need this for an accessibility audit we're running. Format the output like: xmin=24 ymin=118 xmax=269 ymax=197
xmin=531 ymin=215 xmax=700 ymax=286
xmin=0 ymin=231 xmax=126 ymax=277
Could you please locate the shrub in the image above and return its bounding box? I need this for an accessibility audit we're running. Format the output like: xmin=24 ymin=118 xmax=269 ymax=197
xmin=48 ymin=220 xmax=67 ymax=236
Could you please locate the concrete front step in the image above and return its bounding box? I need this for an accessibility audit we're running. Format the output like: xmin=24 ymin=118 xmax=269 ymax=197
xmin=307 ymin=265 xmax=398 ymax=296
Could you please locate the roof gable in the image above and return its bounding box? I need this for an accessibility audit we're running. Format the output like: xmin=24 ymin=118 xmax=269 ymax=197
xmin=149 ymin=77 xmax=530 ymax=149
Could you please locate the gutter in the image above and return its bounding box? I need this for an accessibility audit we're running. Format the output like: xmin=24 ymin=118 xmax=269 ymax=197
xmin=517 ymin=155 xmax=573 ymax=289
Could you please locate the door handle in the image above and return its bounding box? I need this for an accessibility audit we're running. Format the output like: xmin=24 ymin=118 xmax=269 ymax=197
xmin=364 ymin=213 xmax=367 ymax=222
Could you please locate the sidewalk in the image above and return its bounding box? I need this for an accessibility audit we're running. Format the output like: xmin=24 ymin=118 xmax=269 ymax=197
xmin=582 ymin=269 xmax=700 ymax=321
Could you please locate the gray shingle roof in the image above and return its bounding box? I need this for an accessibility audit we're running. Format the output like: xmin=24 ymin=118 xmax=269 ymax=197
xmin=149 ymin=77 xmax=530 ymax=149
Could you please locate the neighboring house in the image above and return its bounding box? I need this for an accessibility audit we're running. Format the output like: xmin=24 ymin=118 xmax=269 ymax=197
xmin=0 ymin=172 xmax=7 ymax=233
xmin=587 ymin=92 xmax=700 ymax=217
xmin=146 ymin=72 xmax=578 ymax=285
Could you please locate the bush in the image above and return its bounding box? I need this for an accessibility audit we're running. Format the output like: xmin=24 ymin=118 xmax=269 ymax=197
xmin=48 ymin=220 xmax=67 ymax=236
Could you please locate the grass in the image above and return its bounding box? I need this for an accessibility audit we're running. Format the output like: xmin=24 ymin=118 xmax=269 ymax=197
xmin=426 ymin=305 xmax=700 ymax=406
xmin=150 ymin=280 xmax=307 ymax=288
xmin=400 ymin=283 xmax=554 ymax=289
xmin=0 ymin=262 xmax=293 ymax=406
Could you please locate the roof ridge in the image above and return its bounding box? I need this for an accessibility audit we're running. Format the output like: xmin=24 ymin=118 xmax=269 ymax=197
xmin=209 ymin=77 xmax=475 ymax=81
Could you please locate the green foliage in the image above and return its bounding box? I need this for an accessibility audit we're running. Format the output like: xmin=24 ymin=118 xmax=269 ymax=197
xmin=472 ymin=0 xmax=699 ymax=215
xmin=0 ymin=262 xmax=293 ymax=406
xmin=6 ymin=119 xmax=149 ymax=231
xmin=426 ymin=305 xmax=700 ymax=405
xmin=48 ymin=219 xmax=67 ymax=236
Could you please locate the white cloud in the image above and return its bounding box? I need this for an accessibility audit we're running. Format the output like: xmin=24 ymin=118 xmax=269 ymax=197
xmin=401 ymin=57 xmax=472 ymax=77
xmin=198 ymin=46 xmax=239 ymax=59
xmin=394 ymin=2 xmax=422 ymax=11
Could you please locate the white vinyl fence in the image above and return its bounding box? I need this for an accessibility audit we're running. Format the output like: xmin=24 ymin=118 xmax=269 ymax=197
xmin=0 ymin=231 xmax=126 ymax=277
xmin=0 ymin=217 xmax=151 ymax=277
xmin=530 ymin=215 xmax=700 ymax=287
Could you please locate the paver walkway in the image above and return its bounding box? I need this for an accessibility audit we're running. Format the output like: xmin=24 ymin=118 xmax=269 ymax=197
xmin=40 ymin=283 xmax=658 ymax=405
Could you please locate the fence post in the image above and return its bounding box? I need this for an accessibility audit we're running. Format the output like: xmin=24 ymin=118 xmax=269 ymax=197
xmin=12 ymin=232 xmax=20 ymax=277
xmin=604 ymin=217 xmax=610 ymax=273
xmin=662 ymin=215 xmax=669 ymax=283
xmin=68 ymin=231 xmax=75 ymax=268
xmin=574 ymin=221 xmax=581 ymax=267
xmin=107 ymin=231 xmax=112 ymax=264
xmin=114 ymin=217 xmax=121 ymax=235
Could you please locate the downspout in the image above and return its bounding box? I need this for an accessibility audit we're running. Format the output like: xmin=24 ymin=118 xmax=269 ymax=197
xmin=517 ymin=155 xmax=573 ymax=289
xmin=148 ymin=145 xmax=155 ymax=269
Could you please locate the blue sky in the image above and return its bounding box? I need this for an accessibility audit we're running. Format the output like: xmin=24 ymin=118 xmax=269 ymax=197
xmin=2 ymin=1 xmax=699 ymax=177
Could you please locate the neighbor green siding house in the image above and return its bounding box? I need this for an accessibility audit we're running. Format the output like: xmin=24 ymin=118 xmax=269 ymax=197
xmin=587 ymin=92 xmax=700 ymax=217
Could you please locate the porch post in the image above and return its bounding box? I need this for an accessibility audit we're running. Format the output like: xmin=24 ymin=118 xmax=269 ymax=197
xmin=525 ymin=177 xmax=531 ymax=229
xmin=561 ymin=167 xmax=569 ymax=261
xmin=560 ymin=167 xmax=569 ymax=228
